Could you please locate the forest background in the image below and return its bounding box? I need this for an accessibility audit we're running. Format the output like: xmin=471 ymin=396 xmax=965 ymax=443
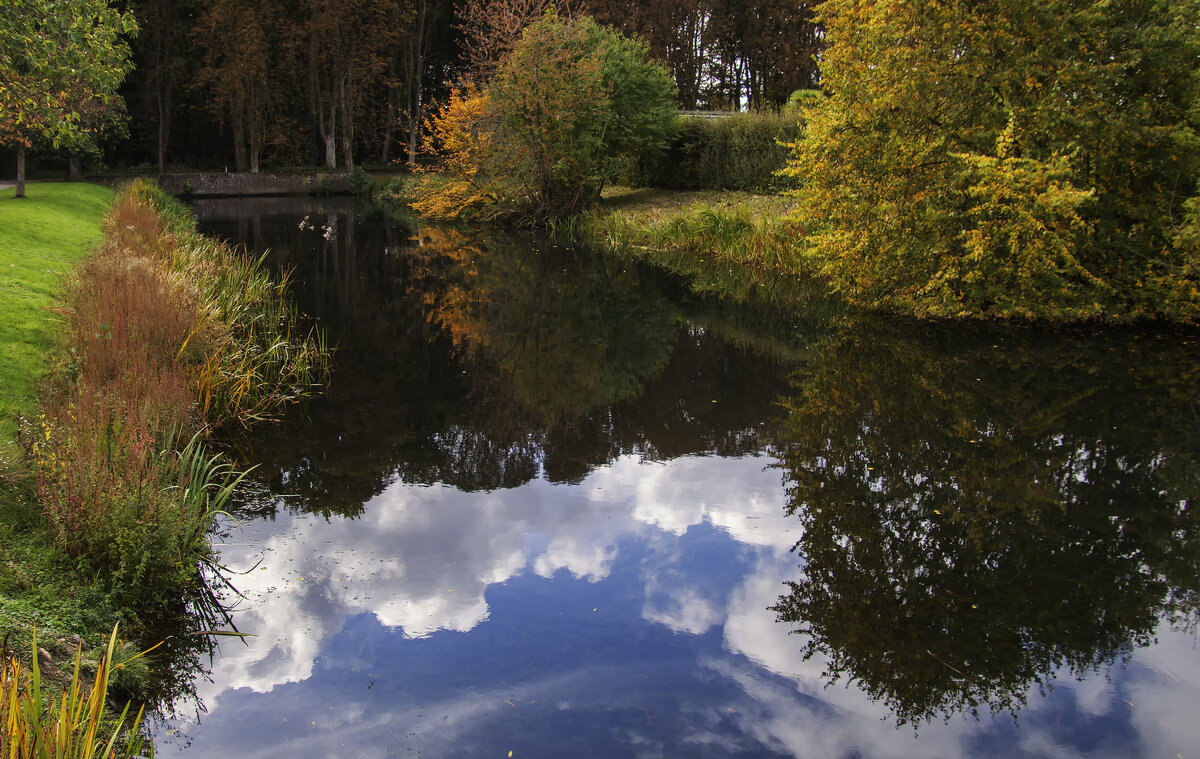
xmin=2 ymin=0 xmax=820 ymax=178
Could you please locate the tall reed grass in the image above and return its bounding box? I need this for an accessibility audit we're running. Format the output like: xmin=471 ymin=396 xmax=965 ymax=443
xmin=0 ymin=625 xmax=152 ymax=759
xmin=28 ymin=178 xmax=330 ymax=608
xmin=103 ymin=180 xmax=331 ymax=430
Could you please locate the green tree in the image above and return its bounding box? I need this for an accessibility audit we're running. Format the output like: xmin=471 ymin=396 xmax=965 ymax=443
xmin=783 ymin=0 xmax=1200 ymax=321
xmin=415 ymin=9 xmax=675 ymax=222
xmin=0 ymin=0 xmax=137 ymax=197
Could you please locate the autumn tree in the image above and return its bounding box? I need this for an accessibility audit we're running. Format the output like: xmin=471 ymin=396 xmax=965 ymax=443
xmin=0 ymin=0 xmax=137 ymax=196
xmin=301 ymin=0 xmax=405 ymax=170
xmin=455 ymin=0 xmax=572 ymax=79
xmin=415 ymin=9 xmax=674 ymax=221
xmin=578 ymin=0 xmax=821 ymax=110
xmin=784 ymin=0 xmax=1200 ymax=321
xmin=194 ymin=0 xmax=283 ymax=173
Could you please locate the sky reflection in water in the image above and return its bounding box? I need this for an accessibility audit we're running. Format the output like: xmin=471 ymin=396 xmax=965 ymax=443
xmin=154 ymin=198 xmax=1200 ymax=758
xmin=161 ymin=454 xmax=1200 ymax=759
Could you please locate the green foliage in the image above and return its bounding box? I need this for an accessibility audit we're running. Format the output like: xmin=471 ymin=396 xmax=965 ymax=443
xmin=785 ymin=0 xmax=1200 ymax=321
xmin=625 ymin=112 xmax=801 ymax=193
xmin=781 ymin=88 xmax=822 ymax=118
xmin=348 ymin=168 xmax=373 ymax=197
xmin=0 ymin=0 xmax=137 ymax=192
xmin=412 ymin=9 xmax=676 ymax=223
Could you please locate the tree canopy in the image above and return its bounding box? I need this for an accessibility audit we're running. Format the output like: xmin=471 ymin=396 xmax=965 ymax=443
xmin=784 ymin=0 xmax=1200 ymax=321
xmin=0 ymin=0 xmax=137 ymax=196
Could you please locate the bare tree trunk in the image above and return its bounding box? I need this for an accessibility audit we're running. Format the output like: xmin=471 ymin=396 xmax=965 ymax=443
xmin=407 ymin=0 xmax=428 ymax=167
xmin=249 ymin=129 xmax=261 ymax=174
xmin=151 ymin=0 xmax=172 ymax=176
xmin=340 ymin=73 xmax=354 ymax=172
xmin=318 ymin=88 xmax=337 ymax=169
xmin=232 ymin=100 xmax=248 ymax=172
xmin=157 ymin=88 xmax=169 ymax=172
xmin=310 ymin=37 xmax=338 ymax=170
xmin=381 ymin=83 xmax=398 ymax=165
xmin=316 ymin=90 xmax=337 ymax=169
xmin=15 ymin=144 xmax=26 ymax=198
xmin=323 ymin=123 xmax=337 ymax=169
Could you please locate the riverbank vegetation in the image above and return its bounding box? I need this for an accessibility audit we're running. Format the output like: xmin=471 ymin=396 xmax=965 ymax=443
xmin=0 ymin=179 xmax=330 ymax=751
xmin=0 ymin=183 xmax=123 ymax=654
xmin=0 ymin=625 xmax=151 ymax=758
xmin=30 ymin=179 xmax=329 ymax=610
xmin=585 ymin=189 xmax=806 ymax=281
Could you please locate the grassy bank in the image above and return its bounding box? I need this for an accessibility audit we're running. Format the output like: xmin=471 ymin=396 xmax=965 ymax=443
xmin=0 ymin=182 xmax=122 ymax=647
xmin=578 ymin=187 xmax=834 ymax=305
xmin=0 ymin=183 xmax=115 ymax=466
xmin=0 ymin=180 xmax=330 ymax=751
xmin=0 ymin=181 xmax=143 ymax=751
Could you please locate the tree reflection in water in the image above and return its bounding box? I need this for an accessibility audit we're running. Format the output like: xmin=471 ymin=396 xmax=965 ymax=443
xmin=233 ymin=210 xmax=800 ymax=512
xmin=772 ymin=319 xmax=1200 ymax=724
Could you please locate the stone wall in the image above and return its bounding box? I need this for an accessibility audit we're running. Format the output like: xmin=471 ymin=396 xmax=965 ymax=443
xmin=90 ymin=171 xmax=353 ymax=197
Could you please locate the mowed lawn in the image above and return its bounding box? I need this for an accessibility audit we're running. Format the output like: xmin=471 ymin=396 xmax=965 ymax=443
xmin=0 ymin=182 xmax=113 ymax=458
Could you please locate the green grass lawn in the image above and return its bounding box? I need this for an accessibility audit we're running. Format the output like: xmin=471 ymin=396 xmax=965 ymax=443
xmin=0 ymin=182 xmax=114 ymax=464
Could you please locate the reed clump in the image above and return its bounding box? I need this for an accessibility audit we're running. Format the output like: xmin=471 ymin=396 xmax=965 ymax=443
xmin=0 ymin=625 xmax=152 ymax=759
xmin=28 ymin=178 xmax=330 ymax=609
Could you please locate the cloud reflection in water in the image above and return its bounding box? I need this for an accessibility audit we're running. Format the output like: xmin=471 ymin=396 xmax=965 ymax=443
xmin=157 ymin=452 xmax=1200 ymax=759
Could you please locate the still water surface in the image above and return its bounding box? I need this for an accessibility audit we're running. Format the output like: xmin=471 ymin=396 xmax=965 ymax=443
xmin=153 ymin=197 xmax=1200 ymax=758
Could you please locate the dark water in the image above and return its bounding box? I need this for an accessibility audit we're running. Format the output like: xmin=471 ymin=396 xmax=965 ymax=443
xmin=153 ymin=196 xmax=1200 ymax=758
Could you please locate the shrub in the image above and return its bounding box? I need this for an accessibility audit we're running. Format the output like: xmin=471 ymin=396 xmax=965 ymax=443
xmin=411 ymin=9 xmax=676 ymax=223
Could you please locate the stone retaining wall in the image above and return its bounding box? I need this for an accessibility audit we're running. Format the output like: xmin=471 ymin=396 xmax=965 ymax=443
xmin=89 ymin=171 xmax=353 ymax=197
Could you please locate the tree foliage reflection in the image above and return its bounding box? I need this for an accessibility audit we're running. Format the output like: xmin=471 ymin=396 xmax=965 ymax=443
xmin=772 ymin=320 xmax=1200 ymax=724
xmin=214 ymin=207 xmax=798 ymax=512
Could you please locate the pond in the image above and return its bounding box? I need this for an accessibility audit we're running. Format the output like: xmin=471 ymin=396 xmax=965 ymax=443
xmin=151 ymin=196 xmax=1200 ymax=758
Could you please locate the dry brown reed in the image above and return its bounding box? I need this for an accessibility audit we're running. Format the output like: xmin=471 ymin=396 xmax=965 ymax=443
xmin=29 ymin=178 xmax=330 ymax=606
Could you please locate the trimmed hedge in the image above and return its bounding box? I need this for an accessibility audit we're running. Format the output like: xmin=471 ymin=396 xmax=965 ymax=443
xmin=624 ymin=111 xmax=803 ymax=193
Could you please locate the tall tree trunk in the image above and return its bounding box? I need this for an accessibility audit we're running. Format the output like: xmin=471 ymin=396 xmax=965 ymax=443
xmin=407 ymin=0 xmax=428 ymax=167
xmin=310 ymin=36 xmax=338 ymax=170
xmin=154 ymin=32 xmax=171 ymax=176
xmin=381 ymin=83 xmax=398 ymax=164
xmin=232 ymin=99 xmax=248 ymax=172
xmin=340 ymin=74 xmax=354 ymax=172
xmin=323 ymin=120 xmax=337 ymax=169
xmin=318 ymin=90 xmax=337 ymax=169
xmin=249 ymin=129 xmax=261 ymax=174
xmin=15 ymin=144 xmax=26 ymax=198
xmin=156 ymin=87 xmax=170 ymax=175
